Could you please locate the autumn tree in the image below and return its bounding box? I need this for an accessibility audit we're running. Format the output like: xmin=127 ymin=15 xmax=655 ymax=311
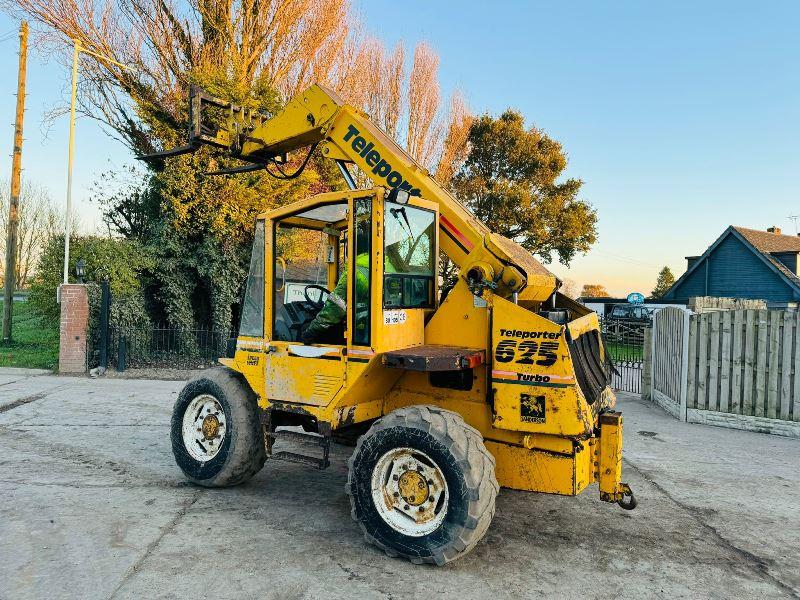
xmin=435 ymin=91 xmax=472 ymax=186
xmin=6 ymin=0 xmax=466 ymax=330
xmin=581 ymin=284 xmax=610 ymax=298
xmin=651 ymin=266 xmax=675 ymax=298
xmin=452 ymin=110 xmax=597 ymax=267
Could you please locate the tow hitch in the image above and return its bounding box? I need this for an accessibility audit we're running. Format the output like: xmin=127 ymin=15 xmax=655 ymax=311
xmin=596 ymin=411 xmax=637 ymax=510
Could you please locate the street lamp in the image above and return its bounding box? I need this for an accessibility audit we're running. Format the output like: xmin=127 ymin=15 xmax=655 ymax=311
xmin=75 ymin=259 xmax=85 ymax=283
xmin=62 ymin=40 xmax=133 ymax=285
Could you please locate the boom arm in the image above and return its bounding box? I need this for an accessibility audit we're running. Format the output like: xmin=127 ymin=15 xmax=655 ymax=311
xmin=141 ymin=84 xmax=557 ymax=303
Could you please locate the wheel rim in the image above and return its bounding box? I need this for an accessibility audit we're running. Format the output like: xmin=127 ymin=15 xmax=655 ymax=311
xmin=370 ymin=447 xmax=449 ymax=537
xmin=181 ymin=394 xmax=227 ymax=462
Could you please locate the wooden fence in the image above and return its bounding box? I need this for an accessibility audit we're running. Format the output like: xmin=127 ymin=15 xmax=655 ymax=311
xmin=644 ymin=308 xmax=800 ymax=437
xmin=688 ymin=310 xmax=799 ymax=421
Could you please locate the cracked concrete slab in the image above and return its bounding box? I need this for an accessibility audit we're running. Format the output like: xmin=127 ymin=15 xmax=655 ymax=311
xmin=0 ymin=375 xmax=797 ymax=599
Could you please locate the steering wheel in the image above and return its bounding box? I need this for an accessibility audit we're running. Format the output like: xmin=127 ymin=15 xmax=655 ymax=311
xmin=303 ymin=284 xmax=331 ymax=312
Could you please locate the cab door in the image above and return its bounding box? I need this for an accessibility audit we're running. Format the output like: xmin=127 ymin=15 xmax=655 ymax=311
xmin=264 ymin=200 xmax=349 ymax=407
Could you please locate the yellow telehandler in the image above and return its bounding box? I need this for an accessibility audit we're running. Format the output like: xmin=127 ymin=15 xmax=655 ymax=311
xmin=148 ymin=84 xmax=636 ymax=566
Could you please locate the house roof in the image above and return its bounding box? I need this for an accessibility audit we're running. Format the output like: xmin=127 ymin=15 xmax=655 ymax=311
xmin=734 ymin=227 xmax=800 ymax=286
xmin=734 ymin=227 xmax=800 ymax=253
xmin=665 ymin=226 xmax=800 ymax=300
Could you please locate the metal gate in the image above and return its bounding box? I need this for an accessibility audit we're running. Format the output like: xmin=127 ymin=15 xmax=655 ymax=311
xmin=600 ymin=317 xmax=646 ymax=394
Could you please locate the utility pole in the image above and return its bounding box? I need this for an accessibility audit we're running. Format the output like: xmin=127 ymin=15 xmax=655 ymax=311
xmin=2 ymin=21 xmax=28 ymax=343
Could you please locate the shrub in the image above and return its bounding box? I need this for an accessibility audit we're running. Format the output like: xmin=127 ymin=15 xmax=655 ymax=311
xmin=29 ymin=235 xmax=155 ymax=330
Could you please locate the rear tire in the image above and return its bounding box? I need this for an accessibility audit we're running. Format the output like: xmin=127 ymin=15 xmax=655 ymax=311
xmin=346 ymin=405 xmax=498 ymax=565
xmin=171 ymin=367 xmax=265 ymax=487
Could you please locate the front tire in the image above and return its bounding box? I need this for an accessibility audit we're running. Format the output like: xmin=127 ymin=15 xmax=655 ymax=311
xmin=346 ymin=405 xmax=498 ymax=565
xmin=171 ymin=367 xmax=265 ymax=487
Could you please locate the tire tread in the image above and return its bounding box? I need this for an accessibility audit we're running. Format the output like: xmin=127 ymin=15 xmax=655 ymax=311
xmin=346 ymin=404 xmax=498 ymax=565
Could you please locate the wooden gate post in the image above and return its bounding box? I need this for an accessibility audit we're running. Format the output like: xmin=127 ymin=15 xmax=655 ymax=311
xmin=678 ymin=309 xmax=691 ymax=422
xmin=641 ymin=327 xmax=652 ymax=401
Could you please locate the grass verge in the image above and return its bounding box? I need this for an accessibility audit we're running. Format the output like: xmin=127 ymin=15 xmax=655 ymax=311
xmin=0 ymin=300 xmax=58 ymax=370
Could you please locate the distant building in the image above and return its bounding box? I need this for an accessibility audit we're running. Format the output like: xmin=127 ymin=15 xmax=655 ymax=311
xmin=663 ymin=226 xmax=800 ymax=310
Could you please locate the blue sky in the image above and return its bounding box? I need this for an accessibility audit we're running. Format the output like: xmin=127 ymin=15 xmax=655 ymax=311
xmin=0 ymin=1 xmax=798 ymax=295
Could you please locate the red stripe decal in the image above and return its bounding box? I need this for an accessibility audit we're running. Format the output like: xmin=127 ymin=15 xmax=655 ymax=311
xmin=440 ymin=215 xmax=474 ymax=251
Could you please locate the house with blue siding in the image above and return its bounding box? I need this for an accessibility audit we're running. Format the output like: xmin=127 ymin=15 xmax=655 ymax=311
xmin=663 ymin=226 xmax=800 ymax=309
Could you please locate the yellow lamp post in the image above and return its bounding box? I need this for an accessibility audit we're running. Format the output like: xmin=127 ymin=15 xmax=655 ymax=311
xmin=62 ymin=40 xmax=132 ymax=284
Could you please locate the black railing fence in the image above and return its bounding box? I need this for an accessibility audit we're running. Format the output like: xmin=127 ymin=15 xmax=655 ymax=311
xmin=109 ymin=325 xmax=235 ymax=370
xmin=599 ymin=317 xmax=648 ymax=394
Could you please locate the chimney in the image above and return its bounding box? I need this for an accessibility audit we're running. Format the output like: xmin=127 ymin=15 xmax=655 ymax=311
xmin=766 ymin=226 xmax=782 ymax=235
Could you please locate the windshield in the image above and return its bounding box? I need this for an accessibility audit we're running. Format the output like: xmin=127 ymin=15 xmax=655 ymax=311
xmin=383 ymin=204 xmax=436 ymax=309
xmin=384 ymin=205 xmax=435 ymax=275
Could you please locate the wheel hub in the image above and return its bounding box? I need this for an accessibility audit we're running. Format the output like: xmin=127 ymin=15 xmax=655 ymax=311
xmin=201 ymin=414 xmax=220 ymax=439
xmin=371 ymin=447 xmax=449 ymax=537
xmin=181 ymin=394 xmax=226 ymax=462
xmin=398 ymin=470 xmax=429 ymax=506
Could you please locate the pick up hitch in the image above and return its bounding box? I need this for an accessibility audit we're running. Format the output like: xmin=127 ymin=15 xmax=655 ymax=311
xmin=617 ymin=483 xmax=637 ymax=510
xmin=597 ymin=411 xmax=638 ymax=511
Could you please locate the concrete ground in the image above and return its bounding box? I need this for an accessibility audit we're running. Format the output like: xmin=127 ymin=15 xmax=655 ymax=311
xmin=0 ymin=371 xmax=798 ymax=600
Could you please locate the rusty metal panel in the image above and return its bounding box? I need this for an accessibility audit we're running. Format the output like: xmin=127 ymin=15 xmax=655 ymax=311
xmin=381 ymin=345 xmax=485 ymax=372
xmin=485 ymin=440 xmax=577 ymax=495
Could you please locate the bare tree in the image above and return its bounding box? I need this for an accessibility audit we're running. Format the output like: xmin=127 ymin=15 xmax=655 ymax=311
xmin=559 ymin=279 xmax=579 ymax=299
xmin=0 ymin=180 xmax=63 ymax=288
xmin=3 ymin=0 xmax=467 ymax=182
xmin=2 ymin=0 xmax=354 ymax=154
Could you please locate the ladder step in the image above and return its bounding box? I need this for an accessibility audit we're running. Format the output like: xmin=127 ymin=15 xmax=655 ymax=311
xmin=267 ymin=430 xmax=327 ymax=446
xmin=266 ymin=428 xmax=331 ymax=470
xmin=271 ymin=450 xmax=330 ymax=470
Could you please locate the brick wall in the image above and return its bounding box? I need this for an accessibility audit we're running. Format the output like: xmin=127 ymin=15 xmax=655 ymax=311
xmin=59 ymin=284 xmax=89 ymax=374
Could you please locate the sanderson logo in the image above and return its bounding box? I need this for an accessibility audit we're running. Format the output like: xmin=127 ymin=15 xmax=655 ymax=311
xmin=343 ymin=125 xmax=421 ymax=196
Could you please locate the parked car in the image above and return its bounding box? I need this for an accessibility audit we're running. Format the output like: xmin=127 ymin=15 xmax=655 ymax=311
xmin=607 ymin=303 xmax=655 ymax=322
xmin=602 ymin=304 xmax=654 ymax=346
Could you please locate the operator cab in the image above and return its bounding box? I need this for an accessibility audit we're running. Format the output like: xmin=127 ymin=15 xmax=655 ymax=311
xmin=236 ymin=187 xmax=438 ymax=407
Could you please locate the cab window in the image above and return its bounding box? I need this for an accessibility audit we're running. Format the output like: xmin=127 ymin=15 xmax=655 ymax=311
xmin=239 ymin=219 xmax=265 ymax=337
xmin=383 ymin=205 xmax=435 ymax=308
xmin=352 ymin=198 xmax=372 ymax=345
xmin=272 ymin=203 xmax=346 ymax=343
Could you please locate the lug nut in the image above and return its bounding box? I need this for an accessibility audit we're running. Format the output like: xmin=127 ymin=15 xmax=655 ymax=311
xmin=403 ymin=504 xmax=409 ymax=510
xmin=427 ymin=479 xmax=433 ymax=485
xmin=393 ymin=492 xmax=399 ymax=498
xmin=418 ymin=506 xmax=425 ymax=512
xmin=392 ymin=474 xmax=399 ymax=481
